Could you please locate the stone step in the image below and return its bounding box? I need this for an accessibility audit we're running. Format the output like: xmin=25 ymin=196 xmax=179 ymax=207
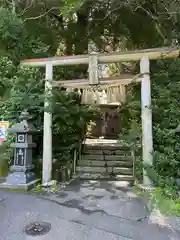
xmin=72 ymin=172 xmax=134 ymax=181
xmin=81 ymin=154 xmax=133 ymax=161
xmin=83 ymin=139 xmax=131 ymax=151
xmin=83 ymin=139 xmax=119 ymax=144
xmin=82 ymin=149 xmax=132 ymax=156
xmin=83 ymin=144 xmax=131 ymax=151
xmin=78 ymin=160 xmax=133 ymax=167
xmin=76 ymin=166 xmax=133 ymax=175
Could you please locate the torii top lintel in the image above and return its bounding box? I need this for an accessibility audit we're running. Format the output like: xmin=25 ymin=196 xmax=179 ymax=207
xmin=20 ymin=47 xmax=180 ymax=67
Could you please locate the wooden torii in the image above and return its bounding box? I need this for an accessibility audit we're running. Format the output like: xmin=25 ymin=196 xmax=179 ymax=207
xmin=21 ymin=47 xmax=180 ymax=186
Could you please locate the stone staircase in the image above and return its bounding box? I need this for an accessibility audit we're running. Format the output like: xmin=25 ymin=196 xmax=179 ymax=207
xmin=74 ymin=139 xmax=134 ymax=182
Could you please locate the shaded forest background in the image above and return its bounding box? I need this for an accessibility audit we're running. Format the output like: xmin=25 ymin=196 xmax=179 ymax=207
xmin=0 ymin=0 xmax=180 ymax=192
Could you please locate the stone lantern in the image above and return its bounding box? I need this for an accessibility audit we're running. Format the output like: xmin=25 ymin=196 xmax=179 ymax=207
xmin=1 ymin=111 xmax=39 ymax=190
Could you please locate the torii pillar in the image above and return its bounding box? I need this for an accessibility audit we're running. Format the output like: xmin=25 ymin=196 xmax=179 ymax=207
xmin=42 ymin=63 xmax=53 ymax=184
xmin=140 ymin=56 xmax=153 ymax=186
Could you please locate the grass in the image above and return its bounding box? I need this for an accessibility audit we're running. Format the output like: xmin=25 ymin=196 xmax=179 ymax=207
xmin=133 ymin=186 xmax=180 ymax=216
xmin=32 ymin=182 xmax=58 ymax=194
xmin=32 ymin=183 xmax=43 ymax=193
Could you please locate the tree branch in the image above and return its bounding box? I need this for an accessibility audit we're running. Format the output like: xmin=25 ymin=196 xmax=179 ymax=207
xmin=23 ymin=7 xmax=59 ymax=22
xmin=19 ymin=0 xmax=36 ymax=16
xmin=132 ymin=5 xmax=159 ymax=20
xmin=5 ymin=0 xmax=16 ymax=13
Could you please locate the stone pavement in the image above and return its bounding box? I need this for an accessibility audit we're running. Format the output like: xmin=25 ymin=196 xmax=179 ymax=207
xmin=0 ymin=179 xmax=180 ymax=240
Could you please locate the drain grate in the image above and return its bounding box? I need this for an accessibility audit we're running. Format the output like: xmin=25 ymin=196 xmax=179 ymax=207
xmin=24 ymin=221 xmax=51 ymax=236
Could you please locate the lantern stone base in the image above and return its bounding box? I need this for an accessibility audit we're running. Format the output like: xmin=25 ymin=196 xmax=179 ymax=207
xmin=0 ymin=176 xmax=5 ymax=183
xmin=0 ymin=178 xmax=40 ymax=191
xmin=0 ymin=165 xmax=40 ymax=191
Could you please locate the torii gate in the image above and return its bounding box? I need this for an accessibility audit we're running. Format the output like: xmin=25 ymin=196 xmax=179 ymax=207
xmin=21 ymin=47 xmax=180 ymax=186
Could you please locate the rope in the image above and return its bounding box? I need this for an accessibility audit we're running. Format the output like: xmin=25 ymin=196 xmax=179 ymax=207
xmin=64 ymin=72 xmax=149 ymax=104
xmin=63 ymin=72 xmax=147 ymax=91
xmin=81 ymin=73 xmax=145 ymax=91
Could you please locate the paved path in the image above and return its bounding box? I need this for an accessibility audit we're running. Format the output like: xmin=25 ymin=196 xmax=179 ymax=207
xmin=0 ymin=179 xmax=180 ymax=239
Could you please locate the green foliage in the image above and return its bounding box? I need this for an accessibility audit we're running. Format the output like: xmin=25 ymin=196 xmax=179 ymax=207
xmin=60 ymin=0 xmax=86 ymax=15
xmin=0 ymin=7 xmax=23 ymax=51
xmin=0 ymin=7 xmax=50 ymax=62
xmin=0 ymin=143 xmax=12 ymax=176
xmin=0 ymin=58 xmax=44 ymax=126
xmin=133 ymin=186 xmax=180 ymax=216
xmin=52 ymin=89 xmax=95 ymax=162
xmin=151 ymin=60 xmax=180 ymax=191
xmin=120 ymin=59 xmax=180 ymax=193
